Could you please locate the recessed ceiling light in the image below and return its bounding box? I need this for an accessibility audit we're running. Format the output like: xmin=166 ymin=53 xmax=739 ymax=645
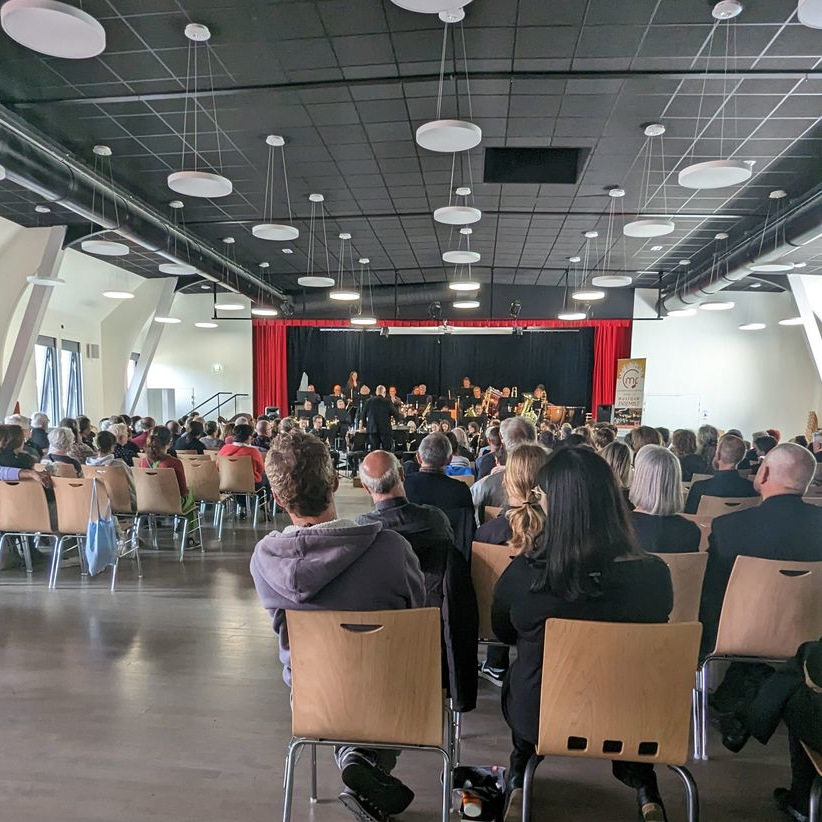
xmin=568 ymin=256 xmax=581 ymax=263
xmin=651 ymin=245 xmax=664 ymax=251
xmin=794 ymin=262 xmax=807 ymax=269
xmin=750 ymin=282 xmax=761 ymax=288
xmin=778 ymin=317 xmax=805 ymax=326
xmin=739 ymin=322 xmax=766 ymax=331
xmin=34 ymin=204 xmax=50 ymax=213
xmin=103 ymin=290 xmax=135 ymax=300
xmin=572 ymin=289 xmax=605 ymax=301
xmin=251 ymin=307 xmax=279 ymax=317
xmin=195 ymin=322 xmax=218 ymax=329
xmin=453 ymin=299 xmax=480 ymax=309
xmin=699 ymin=300 xmax=735 ymax=311
xmin=666 ymin=308 xmax=697 ymax=318
xmin=1 ymin=0 xmax=106 ymax=58
xmin=329 ymin=289 xmax=360 ymax=302
xmin=154 ymin=316 xmax=182 ymax=324
xmin=214 ymin=302 xmax=244 ymax=311
xmin=557 ymin=311 xmax=587 ymax=321
xmin=282 ymin=248 xmax=294 ymax=254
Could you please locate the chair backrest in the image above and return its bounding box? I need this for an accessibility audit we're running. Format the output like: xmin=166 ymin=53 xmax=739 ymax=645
xmin=802 ymin=495 xmax=822 ymax=507
xmin=679 ymin=513 xmax=713 ymax=551
xmin=183 ymin=458 xmax=221 ymax=503
xmin=136 ymin=452 xmax=146 ymax=464
xmin=696 ymin=495 xmax=761 ymax=519
xmin=537 ymin=619 xmax=702 ymax=766
xmin=653 ymin=552 xmax=709 ymax=623
xmin=217 ymin=455 xmax=255 ymax=494
xmin=714 ymin=556 xmax=822 ymax=658
xmin=471 ymin=541 xmax=514 ymax=641
xmin=177 ymin=453 xmax=211 ymax=463
xmin=452 ymin=474 xmax=474 ymax=487
xmin=691 ymin=473 xmax=713 ymax=484
xmin=82 ymin=465 xmax=133 ymax=514
xmin=801 ymin=741 xmax=822 ymax=778
xmin=175 ymin=449 xmax=197 ymax=455
xmin=0 ymin=480 xmax=53 ymax=533
xmin=49 ymin=461 xmax=80 ymax=478
xmin=287 ymin=608 xmax=443 ymax=746
xmin=132 ymin=468 xmax=183 ymax=515
xmin=484 ymin=505 xmax=502 ymax=523
xmin=52 ymin=477 xmax=109 ymax=535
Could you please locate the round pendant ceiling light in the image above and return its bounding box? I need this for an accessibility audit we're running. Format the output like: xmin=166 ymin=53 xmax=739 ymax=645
xmin=666 ymin=307 xmax=698 ymax=318
xmin=159 ymin=262 xmax=198 ymax=275
xmin=778 ymin=317 xmax=804 ymax=326
xmin=167 ymin=170 xmax=232 ymax=198
xmin=798 ymin=0 xmax=822 ymax=28
xmin=572 ymin=288 xmax=605 ymax=301
xmin=81 ymin=239 xmax=129 ymax=257
xmin=678 ymin=159 xmax=752 ymax=190
xmin=1 ymin=0 xmax=106 ymax=59
xmin=27 ymin=275 xmax=65 ymax=287
xmin=747 ymin=261 xmax=795 ymax=273
xmin=154 ymin=316 xmax=181 ymax=324
xmin=251 ymin=306 xmax=279 ymax=317
xmin=329 ymin=289 xmax=360 ymax=301
xmin=298 ymin=194 xmax=335 ymax=288
xmin=102 ymin=290 xmax=135 ymax=300
xmin=699 ymin=300 xmax=735 ymax=311
xmin=449 ymin=280 xmax=480 ymax=292
xmin=746 ymin=189 xmax=794 ymax=272
xmin=434 ymin=205 xmax=482 ymax=225
xmin=252 ymin=224 xmax=299 ymax=241
xmin=195 ymin=322 xmax=218 ymax=328
xmin=416 ymin=120 xmax=482 ymax=153
xmin=453 ymin=299 xmax=480 ymax=309
xmin=350 ymin=315 xmax=377 ymax=326
xmin=623 ymin=218 xmax=675 ymax=238
xmin=624 ymin=124 xmax=676 ymax=237
xmin=389 ymin=0 xmax=473 ymax=12
xmin=329 ymin=232 xmax=360 ymax=301
xmin=214 ymin=302 xmax=244 ymax=311
xmin=557 ymin=311 xmax=587 ymax=322
xmin=299 ymin=276 xmax=336 ymax=288
xmin=592 ymin=275 xmax=633 ymax=288
xmin=252 ymin=135 xmax=299 ymax=241
xmin=443 ymin=226 xmax=481 ymax=264
xmin=739 ymin=322 xmax=766 ymax=331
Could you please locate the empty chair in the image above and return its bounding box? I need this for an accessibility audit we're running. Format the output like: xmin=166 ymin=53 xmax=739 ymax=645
xmin=521 ymin=619 xmax=702 ymax=822
xmin=696 ymin=495 xmax=761 ymax=519
xmin=82 ymin=464 xmax=134 ymax=515
xmin=484 ymin=505 xmax=502 ymax=523
xmin=282 ymin=608 xmax=452 ymax=822
xmin=217 ymin=455 xmax=264 ymax=526
xmin=803 ymin=743 xmax=822 ymax=822
xmin=694 ymin=556 xmax=822 ymax=760
xmin=182 ymin=458 xmax=227 ymax=537
xmin=0 ymin=480 xmax=56 ymax=575
xmin=653 ymin=552 xmax=709 ymax=623
xmin=471 ymin=541 xmax=514 ymax=643
xmin=132 ymin=468 xmax=196 ymax=561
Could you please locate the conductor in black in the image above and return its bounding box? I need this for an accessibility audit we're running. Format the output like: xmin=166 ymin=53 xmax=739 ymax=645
xmin=364 ymin=385 xmax=402 ymax=452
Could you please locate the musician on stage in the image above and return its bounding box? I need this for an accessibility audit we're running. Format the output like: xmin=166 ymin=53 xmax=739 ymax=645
xmin=363 ymin=385 xmax=402 ymax=452
xmin=462 ymin=384 xmax=483 ymax=411
xmin=345 ymin=370 xmax=359 ymax=399
xmin=388 ymin=386 xmax=403 ymax=407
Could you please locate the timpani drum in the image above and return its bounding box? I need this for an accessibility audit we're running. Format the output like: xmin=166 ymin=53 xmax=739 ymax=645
xmin=545 ymin=404 xmax=566 ymax=424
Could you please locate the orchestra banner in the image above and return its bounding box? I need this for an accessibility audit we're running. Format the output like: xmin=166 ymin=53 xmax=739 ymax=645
xmin=612 ymin=357 xmax=646 ymax=428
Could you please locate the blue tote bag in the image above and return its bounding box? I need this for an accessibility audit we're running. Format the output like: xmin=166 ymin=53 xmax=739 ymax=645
xmin=85 ymin=479 xmax=118 ymax=576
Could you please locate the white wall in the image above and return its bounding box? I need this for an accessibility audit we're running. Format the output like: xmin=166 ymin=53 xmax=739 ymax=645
xmin=632 ymin=288 xmax=822 ymax=438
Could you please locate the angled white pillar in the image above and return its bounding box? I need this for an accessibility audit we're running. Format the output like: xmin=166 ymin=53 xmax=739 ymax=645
xmin=124 ymin=278 xmax=178 ymax=415
xmin=788 ymin=274 xmax=822 ymax=385
xmin=0 ymin=225 xmax=66 ymax=418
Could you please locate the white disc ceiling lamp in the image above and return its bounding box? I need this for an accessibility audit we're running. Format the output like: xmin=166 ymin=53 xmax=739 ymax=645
xmin=678 ymin=1 xmax=752 ymax=190
xmin=585 ymin=190 xmax=634 ymax=291
xmin=569 ymin=230 xmax=605 ymax=302
xmin=252 ymin=135 xmax=299 ymax=242
xmin=798 ymin=0 xmax=822 ymax=28
xmin=747 ymin=190 xmax=795 ymax=273
xmin=624 ymin=124 xmax=675 ymax=238
xmin=448 ymin=260 xmax=480 ymax=292
xmin=329 ymin=233 xmax=360 ymax=302
xmin=167 ymin=24 xmax=233 ymax=198
xmin=434 ymin=186 xmax=481 ymax=225
xmin=389 ymin=0 xmax=473 ymax=13
xmin=443 ymin=226 xmax=481 ymax=264
xmin=350 ymin=258 xmax=378 ymax=326
xmin=158 ymin=200 xmax=198 ymax=275
xmin=453 ymin=298 xmax=480 ymax=309
xmin=81 ymin=145 xmax=130 ymax=258
xmin=1 ymin=0 xmax=106 ymax=59
xmin=298 ymin=194 xmax=335 ymax=288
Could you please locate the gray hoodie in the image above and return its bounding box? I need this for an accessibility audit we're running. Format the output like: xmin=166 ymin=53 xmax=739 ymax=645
xmin=250 ymin=518 xmax=425 ymax=684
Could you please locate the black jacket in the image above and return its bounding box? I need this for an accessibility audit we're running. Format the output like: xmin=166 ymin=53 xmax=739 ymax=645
xmin=631 ymin=511 xmax=700 ymax=553
xmin=475 ymin=451 xmax=497 ymax=480
xmin=492 ymin=552 xmax=672 ymax=742
xmin=358 ymin=497 xmax=479 ymax=712
xmin=363 ymin=395 xmax=401 ymax=435
xmin=699 ymin=495 xmax=822 ymax=651
xmin=684 ymin=469 xmax=758 ymax=515
xmin=475 ymin=509 xmax=512 ymax=545
xmin=679 ymin=453 xmax=709 ymax=482
xmin=173 ymin=434 xmax=206 ymax=455
xmin=30 ymin=428 xmax=50 ymax=453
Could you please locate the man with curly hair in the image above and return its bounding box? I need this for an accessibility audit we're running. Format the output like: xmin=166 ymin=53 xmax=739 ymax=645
xmin=250 ymin=432 xmax=425 ymax=822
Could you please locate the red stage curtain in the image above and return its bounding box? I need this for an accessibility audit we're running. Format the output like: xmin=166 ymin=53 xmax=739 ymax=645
xmin=252 ymin=321 xmax=288 ymax=414
xmin=592 ymin=323 xmax=633 ymax=411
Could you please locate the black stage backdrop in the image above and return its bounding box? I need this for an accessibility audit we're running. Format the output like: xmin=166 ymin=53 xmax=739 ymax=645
xmin=287 ymin=328 xmax=594 ymax=408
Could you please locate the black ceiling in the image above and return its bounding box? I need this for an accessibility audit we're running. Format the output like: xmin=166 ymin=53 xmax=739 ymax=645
xmin=0 ymin=0 xmax=820 ymax=297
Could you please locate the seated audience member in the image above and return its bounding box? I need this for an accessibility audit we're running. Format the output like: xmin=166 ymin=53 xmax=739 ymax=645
xmin=166 ymin=420 xmax=182 ymax=440
xmin=451 ymin=427 xmax=475 ymax=461
xmin=108 ymin=422 xmax=140 ymax=467
xmin=218 ymin=424 xmax=266 ymax=519
xmin=466 ymin=421 xmax=481 ymax=453
xmin=250 ymin=433 xmax=425 ymax=822
xmin=444 ymin=432 xmax=473 ymax=476
xmin=475 ymin=443 xmax=548 ymax=686
xmin=251 ymin=417 xmax=272 ymax=451
xmin=741 ymin=430 xmax=767 ymax=469
xmin=700 ymin=443 xmax=822 ymax=651
xmin=594 ymin=425 xmax=616 ymax=451
xmin=0 ymin=424 xmax=35 ymax=470
xmin=42 ymin=426 xmax=82 ymax=476
xmin=573 ymin=426 xmax=593 ymax=447
xmin=554 ymin=432 xmax=587 ymax=450
xmin=492 ymin=447 xmax=673 ymax=822
xmin=629 ymin=425 xmax=662 ymax=454
xmin=630 ymin=445 xmax=700 ymax=553
xmin=475 ymin=426 xmax=501 ymax=480
xmin=174 ymin=420 xmax=206 ymax=454
xmin=766 ymin=428 xmax=782 ymax=443
xmin=753 ymin=434 xmax=778 ymax=460
xmin=600 ymin=440 xmax=632 ymax=504
xmin=671 ymin=428 xmax=709 ymax=481
xmin=655 ymin=427 xmax=671 ymax=448
xmin=696 ymin=424 xmax=719 ymax=472
xmin=472 ymin=417 xmax=537 ymax=522
xmin=30 ymin=412 xmax=50 ymax=453
xmin=132 ymin=417 xmax=155 ymax=449
xmin=57 ymin=418 xmax=93 ymax=464
xmin=77 ymin=415 xmax=94 ymax=447
xmin=200 ymin=421 xmax=224 ymax=451
xmin=221 ymin=422 xmax=236 ymax=445
xmin=0 ymin=459 xmax=49 ymax=486
xmin=538 ymin=428 xmax=556 ymax=450
xmin=86 ymin=430 xmax=136 ymax=509
xmin=5 ymin=414 xmax=41 ymax=460
xmin=684 ymin=434 xmax=758 ymax=514
xmin=357 ymin=450 xmax=478 ymax=713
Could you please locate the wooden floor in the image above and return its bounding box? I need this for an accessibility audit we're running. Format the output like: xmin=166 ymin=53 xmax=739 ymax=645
xmin=0 ymin=479 xmax=794 ymax=821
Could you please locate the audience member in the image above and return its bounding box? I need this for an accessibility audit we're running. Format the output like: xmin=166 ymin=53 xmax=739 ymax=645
xmin=629 ymin=425 xmax=663 ymax=454
xmin=4 ymin=414 xmax=41 ymax=460
xmin=696 ymin=424 xmax=719 ymax=472
xmin=753 ymin=434 xmax=778 ymax=459
xmin=109 ymin=422 xmax=140 ymax=467
xmin=218 ymin=424 xmax=266 ymax=519
xmin=671 ymin=428 xmax=709 ymax=481
xmin=77 ymin=415 xmax=94 ymax=447
xmin=132 ymin=417 xmax=155 ymax=449
xmin=174 ymin=420 xmax=206 ymax=454
xmin=42 ymin=427 xmax=82 ymax=476
xmin=573 ymin=426 xmax=593 ymax=447
xmin=250 ymin=433 xmax=424 ymax=822
xmin=166 ymin=420 xmax=182 ymax=440
xmin=58 ymin=417 xmax=95 ymax=464
xmin=0 ymin=424 xmax=35 ymax=470
xmin=593 ymin=425 xmax=616 ymax=451
xmin=200 ymin=421 xmax=224 ymax=451
xmin=476 ymin=426 xmax=502 ymax=480
xmin=30 ymin=412 xmax=50 ymax=453
xmin=444 ymin=431 xmax=473 ymax=476
xmin=451 ymin=427 xmax=474 ymax=460
xmin=684 ymin=434 xmax=758 ymax=514
xmin=86 ymin=430 xmax=136 ymax=509
xmin=600 ymin=440 xmax=632 ymax=503
xmin=251 ymin=418 xmax=272 ymax=450
xmin=629 ymin=445 xmax=700 ymax=553
xmin=655 ymin=427 xmax=671 ymax=448
xmin=492 ymin=447 xmax=673 ymax=822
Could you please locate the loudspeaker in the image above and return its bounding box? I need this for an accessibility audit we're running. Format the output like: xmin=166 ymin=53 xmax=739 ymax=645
xmin=596 ymin=404 xmax=614 ymax=423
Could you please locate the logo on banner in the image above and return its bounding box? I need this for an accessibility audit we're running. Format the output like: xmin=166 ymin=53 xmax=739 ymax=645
xmin=613 ymin=358 xmax=646 ymax=428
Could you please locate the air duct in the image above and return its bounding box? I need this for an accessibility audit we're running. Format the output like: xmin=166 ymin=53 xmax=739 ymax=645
xmin=293 ymin=283 xmax=456 ymax=314
xmin=0 ymin=103 xmax=284 ymax=304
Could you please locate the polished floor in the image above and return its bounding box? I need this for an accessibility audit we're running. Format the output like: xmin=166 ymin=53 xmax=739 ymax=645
xmin=0 ymin=480 xmax=793 ymax=821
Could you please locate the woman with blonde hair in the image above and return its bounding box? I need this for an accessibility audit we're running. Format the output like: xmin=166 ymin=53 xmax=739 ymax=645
xmin=475 ymin=443 xmax=548 ymax=686
xmin=601 ymin=439 xmax=633 ymax=506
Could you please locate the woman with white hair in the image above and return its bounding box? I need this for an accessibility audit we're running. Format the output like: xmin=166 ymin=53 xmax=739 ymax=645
xmin=42 ymin=426 xmax=82 ymax=477
xmin=108 ymin=422 xmax=140 ymax=467
xmin=629 ymin=444 xmax=700 ymax=553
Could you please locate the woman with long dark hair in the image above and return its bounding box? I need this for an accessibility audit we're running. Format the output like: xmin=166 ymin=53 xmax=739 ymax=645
xmin=0 ymin=424 xmax=35 ymax=470
xmin=345 ymin=370 xmax=359 ymax=399
xmin=492 ymin=447 xmax=673 ymax=822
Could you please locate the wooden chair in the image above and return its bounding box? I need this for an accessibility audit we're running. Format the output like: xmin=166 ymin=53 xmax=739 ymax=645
xmin=680 ymin=513 xmax=713 ymax=552
xmin=451 ymin=474 xmax=474 ymax=488
xmin=47 ymin=461 xmax=81 ymax=478
xmin=696 ymin=495 xmax=760 ymax=519
xmin=182 ymin=458 xmax=227 ymax=538
xmin=132 ymin=468 xmax=193 ymax=562
xmin=521 ymin=619 xmax=702 ymax=822
xmin=217 ymin=455 xmax=264 ymax=527
xmin=484 ymin=505 xmax=502 ymax=523
xmin=82 ymin=465 xmax=134 ymax=515
xmin=802 ymin=742 xmax=822 ymax=822
xmin=471 ymin=541 xmax=514 ymax=643
xmin=175 ymin=450 xmax=197 ymax=455
xmin=691 ymin=473 xmax=712 ymax=484
xmin=282 ymin=608 xmax=452 ymax=822
xmin=694 ymin=556 xmax=822 ymax=760
xmin=0 ymin=480 xmax=56 ymax=576
xmin=653 ymin=552 xmax=709 ymax=623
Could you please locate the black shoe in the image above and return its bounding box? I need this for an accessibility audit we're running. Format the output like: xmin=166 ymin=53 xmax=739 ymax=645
xmin=774 ymin=788 xmax=810 ymax=822
xmin=338 ymin=789 xmax=389 ymax=822
xmin=721 ymin=715 xmax=751 ymax=754
xmin=339 ymin=752 xmax=414 ymax=815
xmin=636 ymin=787 xmax=668 ymax=822
xmin=478 ymin=662 xmax=505 ymax=687
xmin=237 ymin=508 xmax=247 ymax=520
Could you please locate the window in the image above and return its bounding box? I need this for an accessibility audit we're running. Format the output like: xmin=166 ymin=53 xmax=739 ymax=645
xmin=34 ymin=335 xmax=59 ymax=422
xmin=126 ymin=352 xmax=140 ymax=386
xmin=60 ymin=339 xmax=83 ymax=418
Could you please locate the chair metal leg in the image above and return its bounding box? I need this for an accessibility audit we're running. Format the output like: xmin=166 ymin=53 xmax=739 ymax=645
xmin=149 ymin=515 xmax=158 ymax=550
xmin=692 ymin=670 xmax=702 ymax=761
xmin=521 ymin=754 xmax=540 ymax=822
xmin=699 ymin=659 xmax=710 ymax=761
xmin=668 ymin=765 xmax=700 ymax=822
xmin=436 ymin=745 xmax=453 ymax=822
xmin=810 ymin=775 xmax=821 ymax=822
xmin=48 ymin=536 xmax=64 ymax=589
xmin=282 ymin=739 xmax=304 ymax=822
xmin=309 ymin=744 xmax=318 ymax=804
xmin=218 ymin=502 xmax=225 ymax=541
xmin=178 ymin=516 xmax=189 ymax=562
xmin=252 ymin=493 xmax=260 ymax=528
xmin=452 ymin=710 xmax=462 ymax=768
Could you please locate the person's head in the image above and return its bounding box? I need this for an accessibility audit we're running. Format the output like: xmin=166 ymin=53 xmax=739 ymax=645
xmin=312 ymin=415 xmax=324 ymax=430
xmin=502 ymin=386 xmax=511 ymax=397
xmin=715 ymin=434 xmax=747 ymax=470
xmin=145 ymin=426 xmax=172 ymax=463
xmin=429 ymin=420 xmax=441 ymax=433
xmin=57 ymin=418 xmax=78 ymax=441
xmin=204 ymin=420 xmax=219 ymax=438
xmin=500 ymin=416 xmax=537 ymax=452
xmin=303 ymin=400 xmax=313 ymax=411
xmin=754 ymin=442 xmax=816 ymax=499
xmin=440 ymin=419 xmax=452 ymax=433
xmin=594 ymin=426 xmax=616 ymax=451
xmin=655 ymin=427 xmax=671 ymax=447
xmin=333 ymin=384 xmax=342 ymax=395
xmin=375 ymin=385 xmax=386 ymax=397
xmin=306 ymin=384 xmax=315 ymax=393
xmin=753 ymin=434 xmax=778 ymax=457
xmin=671 ymin=429 xmax=697 ymax=457
xmin=298 ymin=418 xmax=309 ymax=430
xmin=407 ymin=420 xmax=417 ymax=433
xmin=452 ymin=427 xmax=469 ymax=448
xmin=222 ymin=422 xmax=236 ymax=439
xmin=360 ymin=450 xmax=404 ymax=500
xmin=388 ymin=386 xmax=397 ymax=396
xmin=485 ymin=426 xmax=502 ymax=453
xmin=336 ymin=399 xmax=346 ymax=409
xmin=534 ymin=384 xmax=546 ymax=399
xmin=186 ymin=419 xmax=204 ymax=439
xmin=48 ymin=426 xmax=75 ymax=454
xmin=555 ymin=433 xmax=586 ymax=450
xmin=359 ymin=385 xmax=371 ymax=396
xmin=444 ymin=430 xmax=460 ymax=456
xmin=417 ymin=432 xmax=452 ymax=471
xmin=531 ymin=448 xmax=640 ymax=597
xmin=279 ymin=417 xmax=296 ymax=434
xmin=629 ymin=445 xmax=684 ymax=516
xmin=0 ymin=424 xmax=25 ymax=454
xmin=77 ymin=415 xmax=92 ymax=437
xmin=726 ymin=429 xmax=743 ymax=440
xmin=697 ymin=424 xmax=718 ymax=458
xmin=4 ymin=414 xmax=31 ymax=439
xmin=472 ymin=385 xmax=482 ymax=399
xmin=32 ymin=412 xmax=49 ymax=430
xmin=600 ymin=440 xmax=632 ymax=489
xmin=166 ymin=420 xmax=181 ymax=437
xmin=560 ymin=422 xmax=572 ymax=440
xmin=235 ymin=416 xmax=249 ymax=426
xmin=573 ymin=426 xmax=592 ymax=446
xmin=467 ymin=421 xmax=480 ymax=436
xmin=108 ymin=422 xmax=130 ymax=446
xmin=462 ymin=376 xmax=471 ymax=388
xmin=94 ymin=430 xmax=117 ymax=456
xmin=630 ymin=425 xmax=662 ymax=453
xmin=504 ymin=444 xmax=549 ymax=555
xmin=136 ymin=416 xmax=155 ymax=434
xmin=766 ymin=428 xmax=782 ymax=443
xmin=347 ymin=371 xmax=358 ymax=385
xmin=233 ymin=424 xmax=253 ymax=443
xmin=256 ymin=419 xmax=270 ymax=436
xmin=412 ymin=386 xmax=421 ymax=395
xmin=266 ymin=432 xmax=338 ymax=519
xmin=792 ymin=434 xmax=809 ymax=449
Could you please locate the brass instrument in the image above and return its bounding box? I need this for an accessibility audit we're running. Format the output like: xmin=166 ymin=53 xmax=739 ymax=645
xmin=512 ymin=386 xmax=519 ymax=398
xmin=464 ymin=405 xmax=478 ymax=418
xmin=420 ymin=401 xmax=432 ymax=423
xmin=519 ymin=392 xmax=539 ymax=424
xmin=481 ymin=387 xmax=503 ymax=418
